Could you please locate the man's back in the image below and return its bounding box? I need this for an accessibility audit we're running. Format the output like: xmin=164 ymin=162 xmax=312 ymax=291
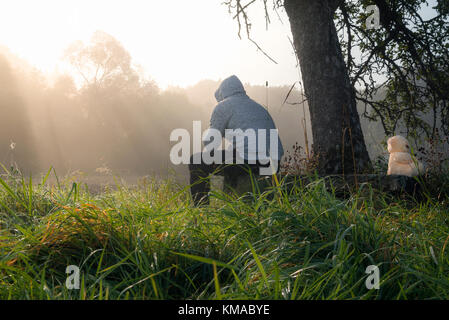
xmin=208 ymin=75 xmax=284 ymax=162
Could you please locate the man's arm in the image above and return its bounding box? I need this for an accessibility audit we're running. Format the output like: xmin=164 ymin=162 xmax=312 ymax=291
xmin=203 ymin=102 xmax=231 ymax=147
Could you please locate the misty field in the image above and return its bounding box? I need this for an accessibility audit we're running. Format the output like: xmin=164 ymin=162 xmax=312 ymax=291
xmin=1 ymin=167 xmax=449 ymax=300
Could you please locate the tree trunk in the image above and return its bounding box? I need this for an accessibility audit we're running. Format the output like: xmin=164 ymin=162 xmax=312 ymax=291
xmin=284 ymin=0 xmax=372 ymax=174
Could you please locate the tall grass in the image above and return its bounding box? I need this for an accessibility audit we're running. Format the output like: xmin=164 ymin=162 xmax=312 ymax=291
xmin=0 ymin=167 xmax=448 ymax=300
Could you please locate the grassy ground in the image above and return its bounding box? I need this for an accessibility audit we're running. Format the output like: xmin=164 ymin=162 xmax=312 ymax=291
xmin=0 ymin=167 xmax=448 ymax=300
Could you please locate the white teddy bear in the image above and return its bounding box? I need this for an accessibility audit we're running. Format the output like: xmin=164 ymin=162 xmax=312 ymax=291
xmin=387 ymin=135 xmax=424 ymax=177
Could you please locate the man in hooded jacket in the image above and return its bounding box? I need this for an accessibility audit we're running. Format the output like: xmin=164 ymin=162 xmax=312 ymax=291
xmin=189 ymin=75 xmax=284 ymax=206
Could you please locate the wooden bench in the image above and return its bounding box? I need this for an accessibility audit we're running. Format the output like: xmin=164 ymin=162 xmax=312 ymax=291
xmin=211 ymin=173 xmax=422 ymax=198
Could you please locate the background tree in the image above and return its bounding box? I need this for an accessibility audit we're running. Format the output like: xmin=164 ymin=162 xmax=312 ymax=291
xmin=0 ymin=55 xmax=38 ymax=173
xmin=64 ymin=31 xmax=161 ymax=172
xmin=64 ymin=30 xmax=138 ymax=90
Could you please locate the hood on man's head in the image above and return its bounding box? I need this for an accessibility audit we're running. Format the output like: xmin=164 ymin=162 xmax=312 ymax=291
xmin=215 ymin=75 xmax=246 ymax=102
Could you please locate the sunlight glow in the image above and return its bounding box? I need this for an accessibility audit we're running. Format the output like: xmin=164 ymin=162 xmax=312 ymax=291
xmin=0 ymin=0 xmax=299 ymax=88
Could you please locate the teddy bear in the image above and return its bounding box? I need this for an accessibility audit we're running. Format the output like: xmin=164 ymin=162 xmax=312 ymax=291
xmin=387 ymin=135 xmax=424 ymax=177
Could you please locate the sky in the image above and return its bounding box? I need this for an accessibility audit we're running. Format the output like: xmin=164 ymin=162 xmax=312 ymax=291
xmin=0 ymin=0 xmax=439 ymax=89
xmin=0 ymin=0 xmax=299 ymax=89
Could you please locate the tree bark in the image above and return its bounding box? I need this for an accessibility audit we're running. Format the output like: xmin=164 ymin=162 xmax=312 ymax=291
xmin=284 ymin=0 xmax=372 ymax=174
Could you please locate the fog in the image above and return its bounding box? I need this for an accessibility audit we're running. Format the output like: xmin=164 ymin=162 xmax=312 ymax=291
xmin=0 ymin=32 xmax=388 ymax=183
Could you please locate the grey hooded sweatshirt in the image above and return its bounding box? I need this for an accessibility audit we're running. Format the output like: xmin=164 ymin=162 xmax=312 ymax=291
xmin=203 ymin=75 xmax=284 ymax=163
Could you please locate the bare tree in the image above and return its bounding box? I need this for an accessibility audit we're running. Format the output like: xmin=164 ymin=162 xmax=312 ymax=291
xmin=225 ymin=0 xmax=372 ymax=175
xmin=64 ymin=31 xmax=138 ymax=90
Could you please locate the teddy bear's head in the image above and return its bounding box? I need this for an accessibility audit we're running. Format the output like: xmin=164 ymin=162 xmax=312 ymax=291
xmin=387 ymin=135 xmax=410 ymax=154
